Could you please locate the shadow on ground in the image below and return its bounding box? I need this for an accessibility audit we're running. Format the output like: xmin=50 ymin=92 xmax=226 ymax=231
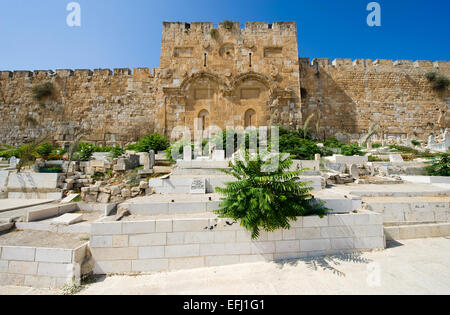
xmin=274 ymin=252 xmax=372 ymax=277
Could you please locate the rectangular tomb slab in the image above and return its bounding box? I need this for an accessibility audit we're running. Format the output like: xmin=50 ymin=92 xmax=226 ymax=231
xmin=51 ymin=213 xmax=83 ymax=226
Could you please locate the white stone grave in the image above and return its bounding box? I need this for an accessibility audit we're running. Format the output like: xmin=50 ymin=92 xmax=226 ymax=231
xmin=190 ymin=178 xmax=206 ymax=194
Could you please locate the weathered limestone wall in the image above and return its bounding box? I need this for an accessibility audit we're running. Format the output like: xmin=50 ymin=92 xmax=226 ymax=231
xmin=300 ymin=58 xmax=450 ymax=140
xmin=0 ymin=21 xmax=449 ymax=146
xmin=0 ymin=68 xmax=164 ymax=146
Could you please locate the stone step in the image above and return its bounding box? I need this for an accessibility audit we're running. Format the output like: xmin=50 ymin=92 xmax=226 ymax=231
xmin=384 ymin=222 xmax=450 ymax=241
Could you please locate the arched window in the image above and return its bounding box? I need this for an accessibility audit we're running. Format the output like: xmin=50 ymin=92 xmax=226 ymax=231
xmin=198 ymin=110 xmax=209 ymax=131
xmin=244 ymin=109 xmax=256 ymax=128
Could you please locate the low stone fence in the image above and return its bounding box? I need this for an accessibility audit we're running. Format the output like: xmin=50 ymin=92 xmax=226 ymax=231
xmin=90 ymin=211 xmax=384 ymax=275
xmin=0 ymin=243 xmax=88 ymax=289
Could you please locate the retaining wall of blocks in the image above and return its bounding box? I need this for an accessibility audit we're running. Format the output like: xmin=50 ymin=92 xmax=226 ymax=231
xmin=384 ymin=222 xmax=450 ymax=241
xmin=0 ymin=243 xmax=88 ymax=289
xmin=90 ymin=211 xmax=385 ymax=275
xmin=367 ymin=201 xmax=450 ymax=223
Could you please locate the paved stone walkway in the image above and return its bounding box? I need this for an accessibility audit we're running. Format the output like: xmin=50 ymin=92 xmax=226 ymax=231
xmin=1 ymin=238 xmax=448 ymax=295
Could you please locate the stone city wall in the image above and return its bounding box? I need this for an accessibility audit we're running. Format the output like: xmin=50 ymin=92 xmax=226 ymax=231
xmin=300 ymin=58 xmax=450 ymax=140
xmin=0 ymin=21 xmax=449 ymax=146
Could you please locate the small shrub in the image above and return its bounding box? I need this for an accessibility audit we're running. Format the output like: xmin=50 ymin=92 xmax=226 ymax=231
xmin=411 ymin=140 xmax=421 ymax=147
xmin=135 ymin=133 xmax=170 ymax=153
xmin=222 ymin=20 xmax=234 ymax=30
xmin=75 ymin=143 xmax=95 ymax=161
xmin=432 ymin=77 xmax=450 ymax=91
xmin=426 ymin=154 xmax=450 ymax=177
xmin=426 ymin=72 xmax=438 ymax=81
xmin=279 ymin=128 xmax=331 ymax=160
xmin=372 ymin=143 xmax=382 ymax=149
xmin=323 ymin=137 xmax=346 ymax=149
xmin=36 ymin=142 xmax=55 ymax=159
xmin=210 ymin=28 xmax=218 ymax=39
xmin=215 ymin=151 xmax=328 ymax=239
xmin=110 ymin=145 xmax=124 ymax=158
xmin=426 ymin=72 xmax=450 ymax=91
xmin=32 ymin=82 xmax=53 ymax=100
xmin=341 ymin=143 xmax=365 ymax=156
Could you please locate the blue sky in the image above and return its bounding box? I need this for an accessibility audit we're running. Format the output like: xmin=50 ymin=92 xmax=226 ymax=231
xmin=0 ymin=0 xmax=449 ymax=70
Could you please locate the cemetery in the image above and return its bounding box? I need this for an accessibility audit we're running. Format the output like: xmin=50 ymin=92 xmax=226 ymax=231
xmin=0 ymin=126 xmax=449 ymax=291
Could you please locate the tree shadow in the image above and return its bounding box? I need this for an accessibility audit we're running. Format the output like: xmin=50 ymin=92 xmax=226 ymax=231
xmin=274 ymin=251 xmax=372 ymax=277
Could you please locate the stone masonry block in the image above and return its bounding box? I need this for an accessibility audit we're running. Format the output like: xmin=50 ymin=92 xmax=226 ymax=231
xmin=90 ymin=248 xmax=138 ymax=261
xmin=165 ymin=244 xmax=200 ymax=258
xmin=138 ymin=246 xmax=165 ymax=259
xmin=132 ymin=259 xmax=169 ymax=272
xmin=129 ymin=233 xmax=166 ymax=247
xmin=354 ymin=237 xmax=385 ymax=250
xmin=328 ymin=214 xmax=355 ymax=226
xmin=93 ymin=260 xmax=132 ymax=275
xmin=205 ymin=255 xmax=239 ymax=267
xmin=300 ymin=239 xmax=331 ymax=252
xmin=251 ymin=242 xmax=276 ymax=254
xmin=1 ymin=246 xmax=36 ymax=261
xmin=295 ymin=227 xmax=322 ymax=240
xmin=184 ymin=232 xmax=215 ymax=244
xmin=91 ymin=222 xmax=122 ymax=236
xmin=90 ymin=236 xmax=113 ymax=248
xmin=112 ymin=235 xmax=129 ymax=248
xmin=167 ymin=232 xmax=185 ymax=245
xmin=331 ymin=238 xmax=355 ymax=250
xmin=169 ymin=202 xmax=207 ymax=214
xmin=302 ymin=216 xmax=329 ymax=228
xmin=35 ymin=248 xmax=73 ymax=263
xmin=169 ymin=257 xmax=205 ymax=271
xmin=0 ymin=260 xmax=8 ymax=273
xmin=173 ymin=219 xmax=210 ymax=232
xmin=8 ymin=261 xmax=38 ymax=275
xmin=37 ymin=263 xmax=74 ymax=278
xmin=155 ymin=220 xmax=173 ymax=233
xmin=214 ymin=231 xmax=236 ymax=243
xmin=275 ymin=240 xmax=300 ymax=253
xmin=122 ymin=221 xmax=156 ymax=234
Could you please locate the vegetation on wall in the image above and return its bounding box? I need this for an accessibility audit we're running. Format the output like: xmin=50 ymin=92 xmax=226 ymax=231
xmin=215 ymin=151 xmax=328 ymax=239
xmin=222 ymin=20 xmax=234 ymax=30
xmin=426 ymin=72 xmax=450 ymax=91
xmin=210 ymin=28 xmax=218 ymax=39
xmin=426 ymin=154 xmax=450 ymax=177
xmin=32 ymin=82 xmax=54 ymax=100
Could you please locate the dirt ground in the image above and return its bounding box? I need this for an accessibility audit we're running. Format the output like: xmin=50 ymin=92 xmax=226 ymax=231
xmin=0 ymin=230 xmax=88 ymax=248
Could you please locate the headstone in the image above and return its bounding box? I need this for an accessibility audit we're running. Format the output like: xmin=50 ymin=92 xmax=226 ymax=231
xmin=190 ymin=178 xmax=206 ymax=194
xmin=428 ymin=135 xmax=435 ymax=149
xmin=149 ymin=150 xmax=156 ymax=168
xmin=184 ymin=146 xmax=192 ymax=161
xmin=212 ymin=150 xmax=225 ymax=161
xmin=349 ymin=164 xmax=359 ymax=179
xmin=314 ymin=154 xmax=321 ymax=161
xmin=141 ymin=152 xmax=151 ymax=169
xmin=9 ymin=156 xmax=18 ymax=168
xmin=389 ymin=154 xmax=404 ymax=163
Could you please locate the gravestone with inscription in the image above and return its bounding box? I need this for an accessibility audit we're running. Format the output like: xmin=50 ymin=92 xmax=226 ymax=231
xmin=190 ymin=178 xmax=206 ymax=194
